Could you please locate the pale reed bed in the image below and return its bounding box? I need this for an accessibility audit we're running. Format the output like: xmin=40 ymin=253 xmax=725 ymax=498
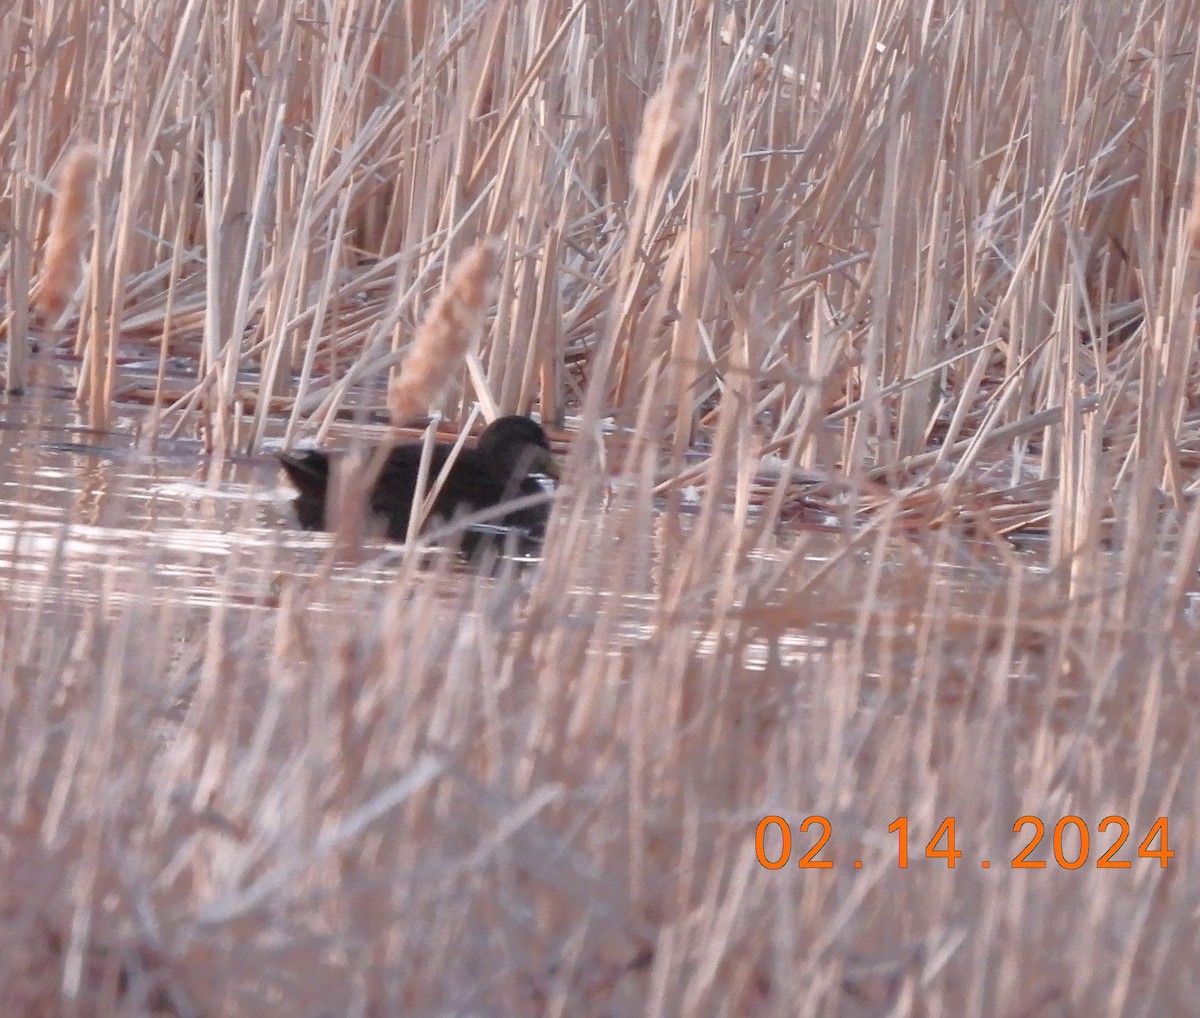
xmin=3 ymin=0 xmax=1200 ymax=1013
xmin=1 ymin=454 xmax=1198 ymax=1014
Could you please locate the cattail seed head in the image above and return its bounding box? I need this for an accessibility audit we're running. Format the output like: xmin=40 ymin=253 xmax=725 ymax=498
xmin=631 ymin=57 xmax=699 ymax=199
xmin=31 ymin=144 xmax=99 ymax=324
xmin=388 ymin=239 xmax=499 ymax=425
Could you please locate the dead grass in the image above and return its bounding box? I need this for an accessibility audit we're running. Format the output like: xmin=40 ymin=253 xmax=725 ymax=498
xmin=3 ymin=0 xmax=1200 ymax=1013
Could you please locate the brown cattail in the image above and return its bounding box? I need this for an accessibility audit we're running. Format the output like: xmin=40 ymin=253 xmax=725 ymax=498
xmin=31 ymin=144 xmax=99 ymax=324
xmin=388 ymin=239 xmax=498 ymax=425
xmin=630 ymin=57 xmax=698 ymax=199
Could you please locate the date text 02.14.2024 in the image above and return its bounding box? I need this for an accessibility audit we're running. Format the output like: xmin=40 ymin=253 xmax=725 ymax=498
xmin=755 ymin=815 xmax=1174 ymax=871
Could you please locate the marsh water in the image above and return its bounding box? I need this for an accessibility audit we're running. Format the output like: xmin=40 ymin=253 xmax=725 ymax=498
xmin=0 ymin=387 xmax=400 ymax=611
xmin=0 ymin=374 xmax=1041 ymax=684
xmin=0 ymin=376 xmax=709 ymax=660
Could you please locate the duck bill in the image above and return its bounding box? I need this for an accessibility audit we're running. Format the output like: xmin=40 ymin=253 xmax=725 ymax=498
xmin=535 ymin=448 xmax=560 ymax=480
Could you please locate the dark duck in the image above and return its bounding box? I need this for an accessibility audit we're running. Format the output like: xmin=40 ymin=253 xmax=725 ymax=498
xmin=278 ymin=415 xmax=557 ymax=548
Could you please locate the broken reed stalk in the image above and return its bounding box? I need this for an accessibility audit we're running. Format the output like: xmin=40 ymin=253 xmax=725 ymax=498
xmin=387 ymin=239 xmax=499 ymax=426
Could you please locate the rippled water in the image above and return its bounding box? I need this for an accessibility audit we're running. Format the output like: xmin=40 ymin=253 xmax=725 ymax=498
xmin=0 ymin=390 xmax=422 ymax=614
xmin=0 ymin=383 xmax=1035 ymax=673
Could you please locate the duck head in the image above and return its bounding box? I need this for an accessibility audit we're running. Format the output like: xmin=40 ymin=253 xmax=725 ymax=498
xmin=477 ymin=415 xmax=558 ymax=480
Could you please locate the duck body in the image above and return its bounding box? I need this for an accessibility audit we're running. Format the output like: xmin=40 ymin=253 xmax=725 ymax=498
xmin=278 ymin=415 xmax=555 ymax=545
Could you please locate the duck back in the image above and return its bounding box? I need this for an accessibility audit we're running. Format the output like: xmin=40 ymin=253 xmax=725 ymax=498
xmin=278 ymin=415 xmax=555 ymax=547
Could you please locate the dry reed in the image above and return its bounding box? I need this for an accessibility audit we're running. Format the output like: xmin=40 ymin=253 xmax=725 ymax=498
xmin=3 ymin=0 xmax=1200 ymax=1013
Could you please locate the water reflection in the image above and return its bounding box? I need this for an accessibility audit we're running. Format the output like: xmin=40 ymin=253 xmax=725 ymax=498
xmin=0 ymin=396 xmax=399 ymax=610
xmin=0 ymin=392 xmax=1034 ymax=675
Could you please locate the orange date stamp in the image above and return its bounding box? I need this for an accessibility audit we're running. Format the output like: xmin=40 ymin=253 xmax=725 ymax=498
xmin=755 ymin=815 xmax=1174 ymax=870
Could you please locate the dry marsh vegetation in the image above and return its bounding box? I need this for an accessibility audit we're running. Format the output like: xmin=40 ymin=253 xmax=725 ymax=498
xmin=3 ymin=0 xmax=1200 ymax=1013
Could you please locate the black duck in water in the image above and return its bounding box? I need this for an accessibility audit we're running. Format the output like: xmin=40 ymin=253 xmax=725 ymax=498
xmin=278 ymin=415 xmax=557 ymax=548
